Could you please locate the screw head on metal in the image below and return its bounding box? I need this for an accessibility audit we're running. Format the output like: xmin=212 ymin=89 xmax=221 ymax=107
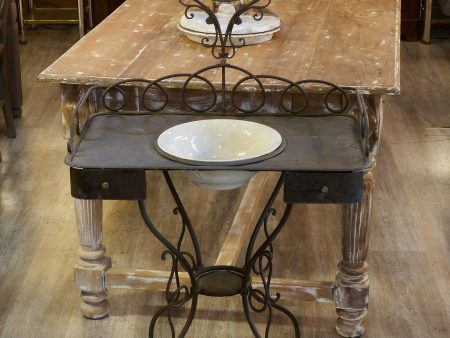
xmin=321 ymin=186 xmax=329 ymax=194
xmin=101 ymin=182 xmax=110 ymax=190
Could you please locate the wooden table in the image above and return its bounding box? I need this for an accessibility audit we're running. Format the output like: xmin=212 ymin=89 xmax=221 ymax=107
xmin=38 ymin=0 xmax=400 ymax=337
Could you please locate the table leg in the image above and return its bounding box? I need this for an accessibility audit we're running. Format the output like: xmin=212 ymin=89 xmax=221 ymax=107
xmin=423 ymin=0 xmax=433 ymax=44
xmin=87 ymin=0 xmax=93 ymax=29
xmin=59 ymin=84 xmax=83 ymax=139
xmin=73 ymin=199 xmax=111 ymax=319
xmin=335 ymin=172 xmax=374 ymax=337
xmin=77 ymin=0 xmax=85 ymax=38
xmin=16 ymin=0 xmax=26 ymax=43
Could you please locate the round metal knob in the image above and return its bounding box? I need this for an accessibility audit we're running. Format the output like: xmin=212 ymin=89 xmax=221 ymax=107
xmin=321 ymin=186 xmax=329 ymax=194
xmin=101 ymin=182 xmax=110 ymax=190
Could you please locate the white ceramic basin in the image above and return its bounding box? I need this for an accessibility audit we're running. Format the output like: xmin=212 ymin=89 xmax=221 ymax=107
xmin=156 ymin=119 xmax=283 ymax=190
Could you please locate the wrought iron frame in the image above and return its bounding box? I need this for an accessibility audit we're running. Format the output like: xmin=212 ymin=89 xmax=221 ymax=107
xmin=67 ymin=1 xmax=381 ymax=336
xmin=139 ymin=171 xmax=299 ymax=338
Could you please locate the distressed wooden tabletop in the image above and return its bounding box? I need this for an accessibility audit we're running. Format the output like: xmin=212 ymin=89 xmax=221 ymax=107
xmin=38 ymin=0 xmax=401 ymax=95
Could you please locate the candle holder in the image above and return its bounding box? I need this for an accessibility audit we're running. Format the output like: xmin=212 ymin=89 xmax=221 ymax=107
xmin=178 ymin=0 xmax=282 ymax=46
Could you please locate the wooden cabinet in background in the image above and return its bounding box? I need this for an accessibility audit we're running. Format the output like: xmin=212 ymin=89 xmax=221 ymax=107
xmin=401 ymin=0 xmax=424 ymax=41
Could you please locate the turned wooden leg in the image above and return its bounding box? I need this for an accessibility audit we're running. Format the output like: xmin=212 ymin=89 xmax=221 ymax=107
xmin=73 ymin=199 xmax=111 ymax=319
xmin=335 ymin=172 xmax=374 ymax=337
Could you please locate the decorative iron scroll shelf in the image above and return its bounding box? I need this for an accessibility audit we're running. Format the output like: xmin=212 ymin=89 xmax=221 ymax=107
xmin=67 ymin=1 xmax=382 ymax=337
xmin=70 ymin=79 xmax=377 ymax=161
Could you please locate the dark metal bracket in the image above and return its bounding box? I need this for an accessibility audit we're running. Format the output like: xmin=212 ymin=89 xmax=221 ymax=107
xmin=70 ymin=168 xmax=146 ymax=200
xmin=284 ymin=171 xmax=364 ymax=204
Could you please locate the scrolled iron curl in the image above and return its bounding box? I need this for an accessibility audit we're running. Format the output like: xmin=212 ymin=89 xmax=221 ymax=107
xmin=171 ymin=208 xmax=198 ymax=273
xmin=179 ymin=0 xmax=228 ymax=59
xmin=219 ymin=0 xmax=268 ymax=57
xmin=252 ymin=208 xmax=277 ymax=275
xmin=166 ymin=285 xmax=191 ymax=308
xmin=247 ymin=249 xmax=283 ymax=337
xmin=101 ymin=78 xmax=158 ymax=112
xmin=201 ymin=34 xmax=218 ymax=50
xmin=248 ymin=250 xmax=281 ymax=313
xmin=142 ymin=81 xmax=169 ymax=112
xmin=251 ymin=0 xmax=272 ymax=21
xmin=249 ymin=289 xmax=270 ymax=313
xmin=225 ymin=35 xmax=246 ymax=59
xmin=181 ymin=251 xmax=197 ymax=271
xmin=288 ymin=79 xmax=351 ymax=114
xmin=101 ymin=85 xmax=126 ymax=112
xmin=160 ymin=250 xmax=192 ymax=307
xmin=154 ymin=289 xmax=193 ymax=338
xmin=181 ymin=69 xmax=219 ymax=112
xmin=231 ymin=74 xmax=307 ymax=114
xmin=141 ymin=72 xmax=217 ymax=113
xmin=259 ymin=251 xmax=280 ymax=303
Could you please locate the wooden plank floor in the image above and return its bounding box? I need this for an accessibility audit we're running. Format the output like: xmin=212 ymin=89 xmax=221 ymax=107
xmin=0 ymin=27 xmax=449 ymax=337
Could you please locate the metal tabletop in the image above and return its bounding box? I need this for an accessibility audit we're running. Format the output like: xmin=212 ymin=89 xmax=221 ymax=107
xmin=66 ymin=112 xmax=371 ymax=172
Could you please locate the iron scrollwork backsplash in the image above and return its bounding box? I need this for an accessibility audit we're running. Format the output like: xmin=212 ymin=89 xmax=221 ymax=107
xmin=70 ymin=0 xmax=379 ymax=159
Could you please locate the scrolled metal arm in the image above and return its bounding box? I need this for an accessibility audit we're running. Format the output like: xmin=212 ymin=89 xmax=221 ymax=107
xmin=240 ymin=173 xmax=300 ymax=337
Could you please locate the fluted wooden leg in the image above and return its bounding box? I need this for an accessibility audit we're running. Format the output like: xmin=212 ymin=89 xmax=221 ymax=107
xmin=335 ymin=172 xmax=374 ymax=337
xmin=73 ymin=199 xmax=111 ymax=319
